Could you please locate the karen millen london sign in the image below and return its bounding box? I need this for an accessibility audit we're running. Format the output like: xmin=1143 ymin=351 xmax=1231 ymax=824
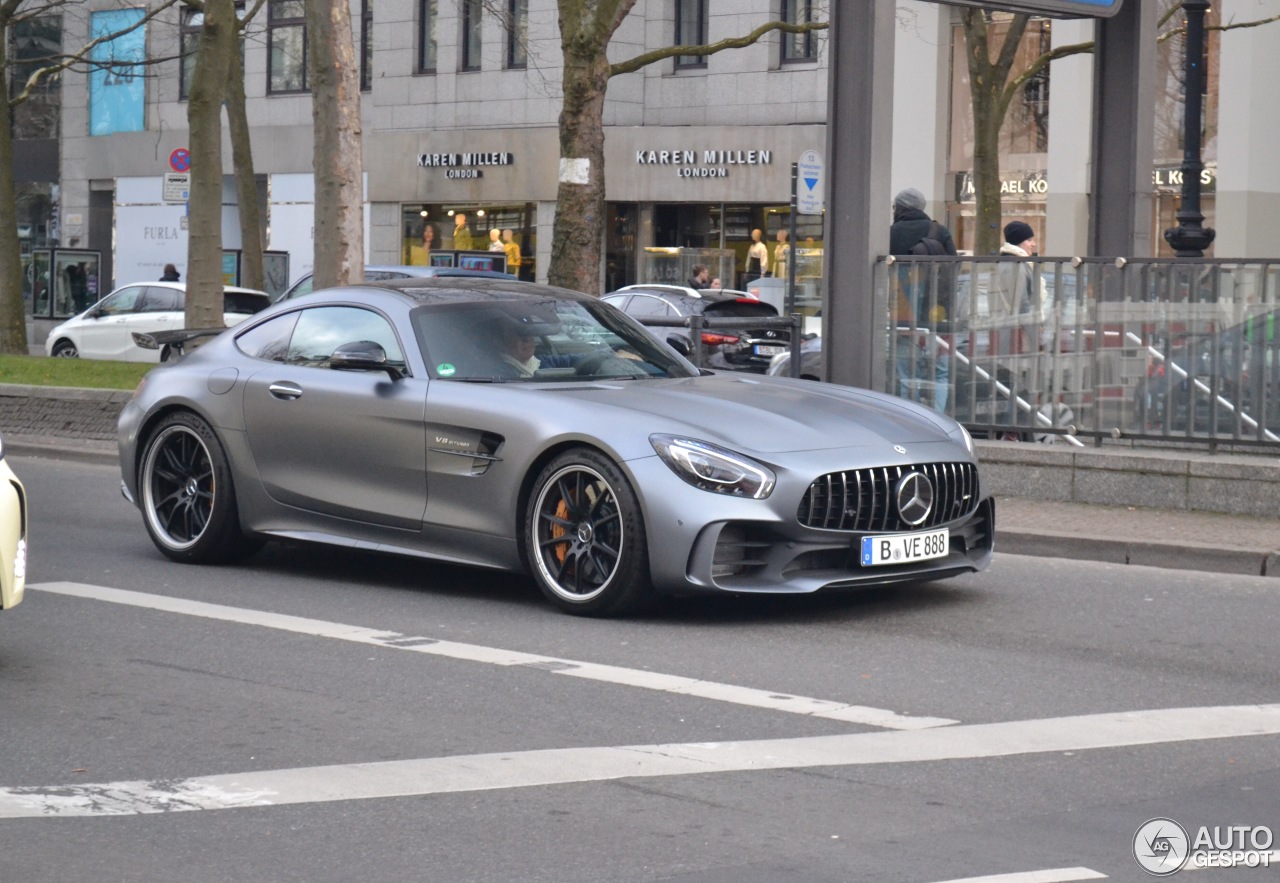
xmin=417 ymin=152 xmax=514 ymax=179
xmin=636 ymin=149 xmax=774 ymax=178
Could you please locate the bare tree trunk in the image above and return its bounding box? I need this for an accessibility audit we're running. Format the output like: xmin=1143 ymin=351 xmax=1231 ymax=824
xmin=186 ymin=0 xmax=237 ymax=329
xmin=0 ymin=43 xmax=26 ymax=354
xmin=963 ymin=10 xmax=1029 ymax=256
xmin=307 ymin=0 xmax=364 ymax=291
xmin=227 ymin=46 xmax=265 ymax=292
xmin=547 ymin=0 xmax=635 ymax=293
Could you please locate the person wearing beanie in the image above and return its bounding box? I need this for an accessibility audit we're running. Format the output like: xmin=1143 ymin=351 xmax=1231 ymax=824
xmin=889 ymin=188 xmax=957 ymax=413
xmin=990 ymin=219 xmax=1047 ymax=357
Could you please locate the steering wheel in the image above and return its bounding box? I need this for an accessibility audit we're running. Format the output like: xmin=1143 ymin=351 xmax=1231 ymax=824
xmin=574 ymin=350 xmax=614 ymax=375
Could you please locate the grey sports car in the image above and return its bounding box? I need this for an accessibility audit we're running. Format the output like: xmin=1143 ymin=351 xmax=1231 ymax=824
xmin=117 ymin=278 xmax=993 ymax=616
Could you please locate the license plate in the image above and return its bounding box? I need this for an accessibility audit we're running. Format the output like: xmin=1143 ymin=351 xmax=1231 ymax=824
xmin=860 ymin=528 xmax=949 ymax=566
xmin=754 ymin=344 xmax=787 ymax=356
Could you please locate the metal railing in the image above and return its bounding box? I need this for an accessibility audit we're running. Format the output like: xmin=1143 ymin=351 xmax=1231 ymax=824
xmin=876 ymin=255 xmax=1280 ymax=449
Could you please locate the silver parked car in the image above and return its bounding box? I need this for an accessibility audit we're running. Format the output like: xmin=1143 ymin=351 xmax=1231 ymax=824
xmin=117 ymin=278 xmax=993 ymax=616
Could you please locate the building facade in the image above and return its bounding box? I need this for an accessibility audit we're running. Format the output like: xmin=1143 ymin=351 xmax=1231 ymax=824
xmin=29 ymin=0 xmax=1280 ymax=338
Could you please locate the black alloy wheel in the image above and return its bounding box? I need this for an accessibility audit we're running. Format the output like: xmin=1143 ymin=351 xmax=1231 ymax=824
xmin=526 ymin=449 xmax=651 ymax=616
xmin=139 ymin=411 xmax=261 ymax=563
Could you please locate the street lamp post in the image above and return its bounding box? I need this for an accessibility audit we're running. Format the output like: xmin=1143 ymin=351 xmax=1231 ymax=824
xmin=1163 ymin=0 xmax=1216 ymax=257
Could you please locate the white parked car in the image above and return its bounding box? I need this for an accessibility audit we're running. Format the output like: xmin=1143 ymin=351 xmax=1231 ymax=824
xmin=0 ymin=434 xmax=27 ymax=617
xmin=45 ymin=281 xmax=271 ymax=362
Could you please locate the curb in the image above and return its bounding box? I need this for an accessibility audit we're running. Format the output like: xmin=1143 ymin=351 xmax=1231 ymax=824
xmin=998 ymin=530 xmax=1278 ymax=578
xmin=7 ymin=437 xmax=119 ymax=467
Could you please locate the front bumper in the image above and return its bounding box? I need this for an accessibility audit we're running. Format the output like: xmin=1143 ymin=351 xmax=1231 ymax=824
xmin=628 ymin=445 xmax=993 ymax=596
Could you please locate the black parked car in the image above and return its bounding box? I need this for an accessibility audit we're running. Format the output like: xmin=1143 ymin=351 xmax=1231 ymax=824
xmin=603 ymin=284 xmax=791 ymax=373
xmin=1135 ymin=309 xmax=1280 ymax=437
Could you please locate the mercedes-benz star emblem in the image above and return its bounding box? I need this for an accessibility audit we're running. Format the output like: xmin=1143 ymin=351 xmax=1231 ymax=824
xmin=895 ymin=472 xmax=934 ymax=526
xmin=893 ymin=445 xmax=907 ymax=455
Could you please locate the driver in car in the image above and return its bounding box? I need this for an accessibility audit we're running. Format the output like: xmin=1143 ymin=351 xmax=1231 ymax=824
xmin=496 ymin=319 xmax=641 ymax=379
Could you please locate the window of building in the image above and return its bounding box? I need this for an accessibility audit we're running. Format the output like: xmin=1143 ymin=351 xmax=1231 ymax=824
xmin=675 ymin=0 xmax=707 ymax=69
xmin=268 ymin=0 xmax=307 ymax=94
xmin=506 ymin=0 xmax=527 ymax=69
xmin=10 ymin=15 xmax=61 ymax=139
xmin=461 ymin=0 xmax=482 ymax=71
xmin=180 ymin=9 xmax=200 ymax=100
xmin=780 ymin=0 xmax=817 ymax=63
xmin=419 ymin=0 xmax=437 ymax=72
xmin=181 ymin=4 xmax=247 ymax=101
xmin=361 ymin=0 xmax=373 ymax=91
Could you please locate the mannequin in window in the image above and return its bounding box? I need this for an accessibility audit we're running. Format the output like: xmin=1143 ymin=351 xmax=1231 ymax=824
xmin=452 ymin=213 xmax=473 ymax=251
xmin=411 ymin=222 xmax=438 ymax=266
xmin=745 ymin=228 xmax=770 ymax=284
xmin=488 ymin=228 xmax=504 ymax=251
xmin=773 ymin=230 xmax=790 ymax=281
xmin=502 ymin=229 xmax=521 ymax=276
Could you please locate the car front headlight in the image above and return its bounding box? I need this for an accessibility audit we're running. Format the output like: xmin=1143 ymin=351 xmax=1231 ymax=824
xmin=950 ymin=423 xmax=976 ymax=457
xmin=649 ymin=434 xmax=775 ymax=499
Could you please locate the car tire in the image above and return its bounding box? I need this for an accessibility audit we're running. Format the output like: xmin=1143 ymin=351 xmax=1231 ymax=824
xmin=525 ymin=449 xmax=652 ymax=616
xmin=50 ymin=339 xmax=78 ymax=358
xmin=138 ymin=411 xmax=262 ymax=564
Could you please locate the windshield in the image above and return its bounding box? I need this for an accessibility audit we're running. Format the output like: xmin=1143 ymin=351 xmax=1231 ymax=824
xmin=412 ymin=294 xmax=698 ymax=382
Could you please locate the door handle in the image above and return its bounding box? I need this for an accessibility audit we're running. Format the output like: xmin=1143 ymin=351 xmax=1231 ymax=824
xmin=268 ymin=382 xmax=303 ymax=400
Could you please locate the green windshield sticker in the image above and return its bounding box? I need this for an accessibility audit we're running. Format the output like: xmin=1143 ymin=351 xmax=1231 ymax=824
xmin=437 ymin=363 xmax=456 ymax=377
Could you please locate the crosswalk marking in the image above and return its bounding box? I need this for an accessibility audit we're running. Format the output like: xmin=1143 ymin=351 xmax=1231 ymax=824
xmin=3 ymin=703 xmax=1279 ymax=818
xmin=931 ymin=869 xmax=1107 ymax=883
xmin=31 ymin=582 xmax=957 ymax=730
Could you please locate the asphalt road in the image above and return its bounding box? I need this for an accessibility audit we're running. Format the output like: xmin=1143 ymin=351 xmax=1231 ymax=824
xmin=1 ymin=454 xmax=1277 ymax=883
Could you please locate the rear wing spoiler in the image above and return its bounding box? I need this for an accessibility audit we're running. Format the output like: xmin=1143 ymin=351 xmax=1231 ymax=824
xmin=132 ymin=328 xmax=227 ymax=358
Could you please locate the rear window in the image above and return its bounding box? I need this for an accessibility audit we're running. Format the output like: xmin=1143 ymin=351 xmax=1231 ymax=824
xmin=224 ymin=290 xmax=272 ymax=314
xmin=702 ymin=299 xmax=778 ymax=319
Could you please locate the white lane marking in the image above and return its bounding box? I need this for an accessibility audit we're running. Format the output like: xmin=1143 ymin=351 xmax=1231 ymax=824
xmin=931 ymin=869 xmax=1107 ymax=883
xmin=3 ymin=704 xmax=1279 ymax=818
xmin=31 ymin=582 xmax=955 ymax=730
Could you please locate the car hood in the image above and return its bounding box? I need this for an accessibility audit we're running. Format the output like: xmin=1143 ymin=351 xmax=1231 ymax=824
xmin=546 ymin=374 xmax=955 ymax=454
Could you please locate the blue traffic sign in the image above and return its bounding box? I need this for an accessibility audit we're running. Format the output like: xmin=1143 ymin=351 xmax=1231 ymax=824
xmin=797 ymin=150 xmax=824 ymax=215
xmin=169 ymin=147 xmax=191 ymax=172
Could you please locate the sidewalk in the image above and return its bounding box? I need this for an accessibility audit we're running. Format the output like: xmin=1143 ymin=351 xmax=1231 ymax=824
xmin=8 ymin=432 xmax=1278 ymax=580
xmin=998 ymin=497 xmax=1280 ymax=578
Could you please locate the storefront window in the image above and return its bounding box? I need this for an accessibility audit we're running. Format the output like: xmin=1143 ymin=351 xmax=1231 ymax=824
xmin=402 ymin=204 xmax=537 ymax=281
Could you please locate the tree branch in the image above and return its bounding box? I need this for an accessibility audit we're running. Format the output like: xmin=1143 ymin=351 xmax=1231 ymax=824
xmin=610 ymin=19 xmax=828 ymax=78
xmin=9 ymin=0 xmax=182 ymax=108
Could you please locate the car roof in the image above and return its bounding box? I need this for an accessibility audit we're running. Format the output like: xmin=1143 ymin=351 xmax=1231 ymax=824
xmin=610 ymin=285 xmax=759 ymax=303
xmin=118 ymin=281 xmax=268 ymax=296
xmin=314 ymin=275 xmax=594 ymax=307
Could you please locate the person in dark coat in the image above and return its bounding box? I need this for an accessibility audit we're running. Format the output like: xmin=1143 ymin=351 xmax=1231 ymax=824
xmin=889 ymin=188 xmax=958 ymax=257
xmin=889 ymin=188 xmax=956 ymax=412
xmin=159 ymin=264 xmax=181 ymax=282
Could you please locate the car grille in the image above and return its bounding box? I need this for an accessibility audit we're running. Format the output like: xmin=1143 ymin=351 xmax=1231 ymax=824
xmin=797 ymin=462 xmax=978 ymax=532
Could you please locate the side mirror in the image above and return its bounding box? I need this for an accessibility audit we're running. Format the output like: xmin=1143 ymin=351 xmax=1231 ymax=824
xmin=330 ymin=341 xmax=404 ymax=380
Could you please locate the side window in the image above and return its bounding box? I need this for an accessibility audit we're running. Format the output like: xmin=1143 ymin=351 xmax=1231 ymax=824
xmin=365 ymin=270 xmax=413 ymax=281
xmin=98 ymin=286 xmax=145 ymax=315
xmin=235 ymin=312 xmax=300 ymax=362
xmin=626 ymin=295 xmax=673 ymax=318
xmin=602 ymin=295 xmax=630 ymax=310
xmin=287 ymin=306 xmax=405 ymax=369
xmin=283 ymin=275 xmax=314 ymax=300
xmin=140 ymin=287 xmax=182 ymax=312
